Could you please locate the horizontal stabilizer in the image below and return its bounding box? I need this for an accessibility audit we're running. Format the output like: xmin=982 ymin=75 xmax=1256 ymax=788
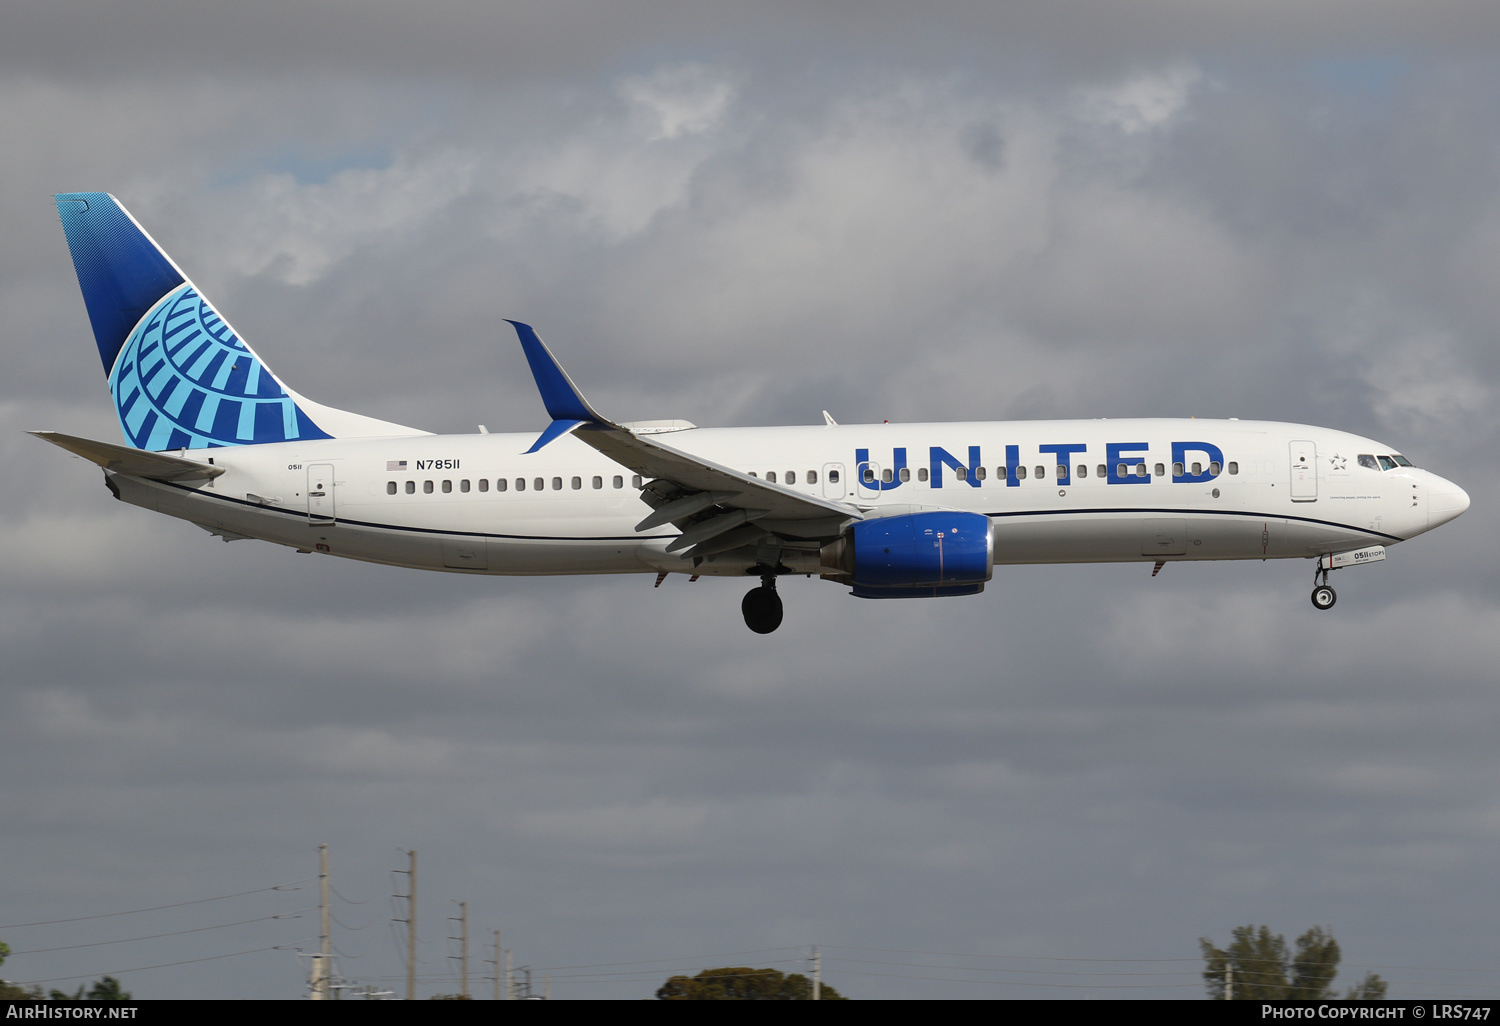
xmin=30 ymin=430 xmax=224 ymax=482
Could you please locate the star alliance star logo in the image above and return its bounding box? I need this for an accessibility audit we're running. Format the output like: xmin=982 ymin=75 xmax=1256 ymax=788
xmin=1329 ymin=454 xmax=1348 ymax=471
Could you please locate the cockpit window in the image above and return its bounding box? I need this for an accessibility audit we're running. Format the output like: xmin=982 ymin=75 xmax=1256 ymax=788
xmin=1358 ymin=454 xmax=1379 ymax=470
xmin=1391 ymin=454 xmax=1414 ymax=467
xmin=1377 ymin=455 xmax=1397 ymax=471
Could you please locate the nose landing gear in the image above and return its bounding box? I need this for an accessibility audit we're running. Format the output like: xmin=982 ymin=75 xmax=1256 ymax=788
xmin=1311 ymin=581 xmax=1337 ymax=610
xmin=741 ymin=568 xmax=784 ymax=634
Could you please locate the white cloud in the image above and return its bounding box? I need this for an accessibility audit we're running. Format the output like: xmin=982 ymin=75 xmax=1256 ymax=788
xmin=618 ymin=63 xmax=736 ymax=141
xmin=1076 ymin=66 xmax=1203 ymax=134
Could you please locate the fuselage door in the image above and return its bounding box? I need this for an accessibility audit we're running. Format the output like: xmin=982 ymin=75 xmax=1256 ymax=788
xmin=1289 ymin=441 xmax=1318 ymax=502
xmin=823 ymin=463 xmax=846 ymax=500
xmin=307 ymin=463 xmax=336 ymax=523
xmin=856 ymin=459 xmax=882 ymax=499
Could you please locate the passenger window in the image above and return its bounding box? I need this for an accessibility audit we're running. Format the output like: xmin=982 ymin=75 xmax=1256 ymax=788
xmin=862 ymin=468 xmax=875 ymax=483
xmin=460 ymin=480 xmax=470 ymax=492
xmin=748 ymin=471 xmax=757 ymax=478
xmin=442 ymin=480 xmax=452 ymax=493
xmin=1057 ymin=465 xmax=1066 ymax=480
xmin=516 ymin=478 xmax=525 ymax=491
xmin=953 ymin=466 xmax=965 ymax=482
xmin=1135 ymin=463 xmax=1147 ymax=477
xmin=1098 ymin=464 xmax=1107 ymax=478
xmin=632 ymin=475 xmax=642 ymax=488
xmin=828 ymin=469 xmax=839 ymax=483
xmin=1035 ymin=466 xmax=1045 ymax=479
xmin=1192 ymin=462 xmax=1202 ymax=476
xmin=882 ymin=468 xmax=894 ymax=483
xmin=424 ymin=480 xmax=434 ymax=493
xmin=1209 ymin=461 xmax=1221 ymax=475
xmin=917 ymin=467 xmax=928 ymax=482
xmin=1378 ymin=456 xmax=1396 ymax=471
xmin=592 ymin=476 xmax=603 ymax=489
xmin=1358 ymin=454 xmax=1378 ymax=470
xmin=571 ymin=476 xmax=582 ymax=490
xmin=1077 ymin=465 xmax=1087 ymax=478
xmin=1173 ymin=462 xmax=1184 ymax=477
xmin=975 ymin=466 xmax=986 ymax=481
xmin=786 ymin=471 xmax=796 ymax=485
xmin=1227 ymin=462 xmax=1238 ymax=475
xmin=1154 ymin=463 xmax=1165 ymax=478
xmin=551 ymin=477 xmax=562 ymax=490
xmin=494 ymin=478 xmax=506 ymax=492
xmin=808 ymin=470 xmax=819 ymax=484
xmin=767 ymin=471 xmax=778 ymax=483
xmin=613 ymin=475 xmax=623 ymax=488
xmin=1017 ymin=466 xmax=1028 ymax=480
xmin=405 ymin=480 xmax=415 ymax=494
xmin=533 ymin=477 xmax=544 ymax=491
xmin=480 ymin=479 xmax=490 ymax=492
xmin=386 ymin=481 xmax=397 ymax=494
xmin=1115 ymin=464 xmax=1126 ymax=478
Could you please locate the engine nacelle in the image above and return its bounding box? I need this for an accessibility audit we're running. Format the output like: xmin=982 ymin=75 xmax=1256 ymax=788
xmin=822 ymin=511 xmax=993 ymax=593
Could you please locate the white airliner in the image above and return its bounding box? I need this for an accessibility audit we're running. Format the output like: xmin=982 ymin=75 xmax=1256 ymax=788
xmin=38 ymin=193 xmax=1470 ymax=633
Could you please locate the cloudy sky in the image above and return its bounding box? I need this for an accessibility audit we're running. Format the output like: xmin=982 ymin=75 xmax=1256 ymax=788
xmin=2 ymin=0 xmax=1498 ymax=1000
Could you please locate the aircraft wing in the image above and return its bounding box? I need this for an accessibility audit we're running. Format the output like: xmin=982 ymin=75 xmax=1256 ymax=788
xmin=30 ymin=430 xmax=224 ymax=482
xmin=509 ymin=321 xmax=862 ymax=559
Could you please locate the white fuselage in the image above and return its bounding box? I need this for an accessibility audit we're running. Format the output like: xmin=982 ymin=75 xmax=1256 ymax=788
xmin=108 ymin=418 xmax=1468 ymax=581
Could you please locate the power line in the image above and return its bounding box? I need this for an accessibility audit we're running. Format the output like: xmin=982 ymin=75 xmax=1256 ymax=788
xmin=826 ymin=955 xmax=1202 ymax=978
xmin=0 ymin=882 xmax=309 ymax=929
xmin=537 ymin=946 xmax=804 ymax=972
xmin=830 ymin=966 xmax=1201 ymax=990
xmin=16 ymin=944 xmax=290 ymax=986
xmin=9 ymin=910 xmax=312 ymax=955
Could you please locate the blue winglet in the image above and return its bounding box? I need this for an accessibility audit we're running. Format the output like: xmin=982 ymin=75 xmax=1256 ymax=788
xmin=508 ymin=320 xmax=600 ymax=423
xmin=508 ymin=320 xmax=606 ymax=452
xmin=524 ymin=418 xmax=587 ymax=454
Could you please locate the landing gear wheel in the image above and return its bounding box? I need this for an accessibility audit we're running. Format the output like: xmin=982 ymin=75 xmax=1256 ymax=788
xmin=742 ymin=586 xmax=783 ymax=634
xmin=1311 ymin=584 xmax=1337 ymax=610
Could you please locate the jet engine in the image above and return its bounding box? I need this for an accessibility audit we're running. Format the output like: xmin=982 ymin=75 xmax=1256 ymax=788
xmin=821 ymin=511 xmax=993 ymax=598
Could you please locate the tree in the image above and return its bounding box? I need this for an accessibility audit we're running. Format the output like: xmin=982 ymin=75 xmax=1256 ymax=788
xmin=1 ymin=936 xmax=133 ymax=1001
xmin=1200 ymin=925 xmax=1385 ymax=1000
xmin=656 ymin=967 xmax=846 ymax=1000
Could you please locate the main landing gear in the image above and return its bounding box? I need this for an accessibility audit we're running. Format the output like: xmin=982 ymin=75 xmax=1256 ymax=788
xmin=742 ymin=569 xmax=784 ymax=634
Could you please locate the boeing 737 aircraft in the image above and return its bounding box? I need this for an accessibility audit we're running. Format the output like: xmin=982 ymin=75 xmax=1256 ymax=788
xmin=38 ymin=193 xmax=1470 ymax=633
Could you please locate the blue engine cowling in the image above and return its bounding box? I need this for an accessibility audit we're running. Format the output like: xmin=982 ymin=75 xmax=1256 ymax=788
xmin=828 ymin=511 xmax=993 ymax=595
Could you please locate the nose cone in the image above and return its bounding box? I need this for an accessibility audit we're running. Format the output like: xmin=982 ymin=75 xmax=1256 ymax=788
xmin=1428 ymin=474 xmax=1470 ymax=530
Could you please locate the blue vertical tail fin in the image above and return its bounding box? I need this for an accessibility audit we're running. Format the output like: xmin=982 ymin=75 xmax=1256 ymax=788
xmin=55 ymin=193 xmax=425 ymax=450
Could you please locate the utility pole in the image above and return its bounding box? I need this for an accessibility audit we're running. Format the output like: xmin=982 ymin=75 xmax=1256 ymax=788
xmin=505 ymin=948 xmax=513 ymax=1001
xmin=311 ymin=843 xmax=332 ymax=1000
xmin=812 ymin=946 xmax=821 ymax=1001
xmin=490 ymin=931 xmax=501 ymax=1001
xmin=393 ymin=850 xmax=417 ymax=1000
xmin=447 ymin=901 xmax=469 ymax=999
